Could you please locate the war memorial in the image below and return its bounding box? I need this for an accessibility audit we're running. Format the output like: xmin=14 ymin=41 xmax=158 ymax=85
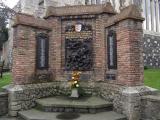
xmin=5 ymin=3 xmax=158 ymax=120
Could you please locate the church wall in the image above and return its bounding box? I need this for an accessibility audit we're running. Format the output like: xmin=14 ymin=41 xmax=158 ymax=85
xmin=143 ymin=33 xmax=160 ymax=68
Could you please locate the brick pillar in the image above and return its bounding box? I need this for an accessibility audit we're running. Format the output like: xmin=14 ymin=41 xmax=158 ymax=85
xmin=48 ymin=17 xmax=63 ymax=81
xmin=12 ymin=25 xmax=36 ymax=85
xmin=94 ymin=15 xmax=106 ymax=81
xmin=116 ymin=19 xmax=144 ymax=86
xmin=12 ymin=14 xmax=52 ymax=85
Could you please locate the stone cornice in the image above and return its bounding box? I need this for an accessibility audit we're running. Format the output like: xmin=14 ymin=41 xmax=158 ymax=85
xmin=105 ymin=5 xmax=145 ymax=27
xmin=13 ymin=13 xmax=52 ymax=30
xmin=45 ymin=3 xmax=116 ymax=18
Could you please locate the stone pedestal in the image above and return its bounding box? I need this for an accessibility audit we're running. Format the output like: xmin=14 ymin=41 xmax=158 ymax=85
xmin=70 ymin=88 xmax=79 ymax=98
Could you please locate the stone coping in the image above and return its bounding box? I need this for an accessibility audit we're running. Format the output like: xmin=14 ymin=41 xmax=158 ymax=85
xmin=142 ymin=94 xmax=160 ymax=102
xmin=45 ymin=3 xmax=116 ymax=18
xmin=12 ymin=13 xmax=52 ymax=30
xmin=105 ymin=5 xmax=144 ymax=27
xmin=0 ymin=92 xmax=8 ymax=97
xmin=144 ymin=30 xmax=160 ymax=37
xmin=122 ymin=86 xmax=158 ymax=95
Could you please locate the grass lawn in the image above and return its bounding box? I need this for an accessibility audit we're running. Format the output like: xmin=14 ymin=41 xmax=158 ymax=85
xmin=144 ymin=69 xmax=160 ymax=90
xmin=0 ymin=73 xmax=11 ymax=91
xmin=0 ymin=69 xmax=160 ymax=91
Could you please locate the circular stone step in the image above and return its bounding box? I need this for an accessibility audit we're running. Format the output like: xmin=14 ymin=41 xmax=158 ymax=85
xmin=36 ymin=96 xmax=113 ymax=114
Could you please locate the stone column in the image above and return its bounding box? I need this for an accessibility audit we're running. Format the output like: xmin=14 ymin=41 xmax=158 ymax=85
xmin=156 ymin=0 xmax=160 ymax=32
xmin=145 ymin=0 xmax=150 ymax=30
xmin=151 ymin=0 xmax=155 ymax=31
xmin=142 ymin=0 xmax=146 ymax=30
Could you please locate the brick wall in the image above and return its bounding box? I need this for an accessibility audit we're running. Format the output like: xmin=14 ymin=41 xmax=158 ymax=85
xmin=12 ymin=4 xmax=143 ymax=86
xmin=143 ymin=33 xmax=160 ymax=68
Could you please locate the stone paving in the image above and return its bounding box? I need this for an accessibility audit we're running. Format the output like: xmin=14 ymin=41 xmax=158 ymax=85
xmin=0 ymin=110 xmax=127 ymax=120
xmin=0 ymin=116 xmax=17 ymax=120
xmin=19 ymin=109 xmax=127 ymax=120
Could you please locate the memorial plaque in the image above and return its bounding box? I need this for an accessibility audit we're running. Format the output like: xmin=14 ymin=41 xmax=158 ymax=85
xmin=107 ymin=30 xmax=117 ymax=69
xmin=65 ymin=38 xmax=92 ymax=71
xmin=106 ymin=74 xmax=116 ymax=80
xmin=36 ymin=33 xmax=49 ymax=69
xmin=65 ymin=24 xmax=92 ymax=32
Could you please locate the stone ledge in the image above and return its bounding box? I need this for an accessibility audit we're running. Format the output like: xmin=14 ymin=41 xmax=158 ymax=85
xmin=36 ymin=96 xmax=112 ymax=109
xmin=122 ymin=86 xmax=158 ymax=95
xmin=36 ymin=96 xmax=113 ymax=113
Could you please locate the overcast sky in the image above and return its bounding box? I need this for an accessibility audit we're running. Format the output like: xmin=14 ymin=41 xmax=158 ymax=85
xmin=3 ymin=0 xmax=19 ymax=8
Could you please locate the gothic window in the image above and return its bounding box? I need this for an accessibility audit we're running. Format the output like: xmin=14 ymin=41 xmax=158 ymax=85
xmin=36 ymin=33 xmax=49 ymax=70
xmin=107 ymin=30 xmax=117 ymax=69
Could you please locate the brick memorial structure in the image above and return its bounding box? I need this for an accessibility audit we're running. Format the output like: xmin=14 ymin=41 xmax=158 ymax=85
xmin=7 ymin=3 xmax=157 ymax=120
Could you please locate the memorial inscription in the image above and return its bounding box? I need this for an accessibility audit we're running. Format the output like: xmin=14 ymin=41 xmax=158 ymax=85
xmin=107 ymin=30 xmax=117 ymax=69
xmin=65 ymin=23 xmax=92 ymax=32
xmin=64 ymin=23 xmax=93 ymax=71
xmin=36 ymin=33 xmax=49 ymax=69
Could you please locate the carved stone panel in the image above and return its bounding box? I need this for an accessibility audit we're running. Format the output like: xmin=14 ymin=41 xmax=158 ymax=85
xmin=65 ymin=38 xmax=92 ymax=71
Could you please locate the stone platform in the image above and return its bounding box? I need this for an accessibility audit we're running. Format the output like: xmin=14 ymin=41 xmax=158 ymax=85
xmin=16 ymin=96 xmax=127 ymax=120
xmin=18 ymin=109 xmax=127 ymax=120
xmin=36 ymin=96 xmax=113 ymax=113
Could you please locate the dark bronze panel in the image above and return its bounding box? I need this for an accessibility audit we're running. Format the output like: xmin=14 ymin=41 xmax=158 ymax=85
xmin=107 ymin=30 xmax=117 ymax=69
xmin=36 ymin=33 xmax=49 ymax=70
xmin=65 ymin=38 xmax=92 ymax=71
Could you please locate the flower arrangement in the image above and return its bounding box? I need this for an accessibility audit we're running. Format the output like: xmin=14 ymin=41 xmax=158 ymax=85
xmin=69 ymin=71 xmax=81 ymax=98
xmin=70 ymin=71 xmax=81 ymax=89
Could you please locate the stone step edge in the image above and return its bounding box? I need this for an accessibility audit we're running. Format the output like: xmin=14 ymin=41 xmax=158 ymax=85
xmin=36 ymin=101 xmax=113 ymax=109
xmin=36 ymin=102 xmax=113 ymax=114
